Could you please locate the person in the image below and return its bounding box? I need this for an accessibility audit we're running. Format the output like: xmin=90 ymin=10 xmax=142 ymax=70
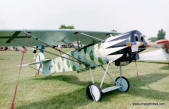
xmin=35 ymin=45 xmax=45 ymax=77
xmin=58 ymin=44 xmax=62 ymax=55
xmin=12 ymin=46 xmax=15 ymax=51
xmin=40 ymin=45 xmax=45 ymax=53
xmin=0 ymin=46 xmax=3 ymax=51
xmin=32 ymin=46 xmax=38 ymax=59
xmin=0 ymin=46 xmax=2 ymax=51
xmin=4 ymin=46 xmax=8 ymax=51
xmin=15 ymin=47 xmax=19 ymax=51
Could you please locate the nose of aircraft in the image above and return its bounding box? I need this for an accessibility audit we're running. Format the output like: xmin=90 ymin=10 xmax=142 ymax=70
xmin=127 ymin=30 xmax=147 ymax=52
xmin=139 ymin=41 xmax=147 ymax=51
xmin=126 ymin=30 xmax=147 ymax=52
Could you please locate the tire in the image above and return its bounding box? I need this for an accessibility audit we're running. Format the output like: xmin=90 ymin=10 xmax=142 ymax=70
xmin=115 ymin=76 xmax=130 ymax=92
xmin=86 ymin=84 xmax=102 ymax=102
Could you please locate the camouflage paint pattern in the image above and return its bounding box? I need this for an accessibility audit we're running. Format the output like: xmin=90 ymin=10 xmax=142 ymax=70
xmin=40 ymin=35 xmax=128 ymax=74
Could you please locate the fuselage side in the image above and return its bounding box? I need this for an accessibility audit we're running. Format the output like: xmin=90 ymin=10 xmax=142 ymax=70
xmin=39 ymin=30 xmax=147 ymax=74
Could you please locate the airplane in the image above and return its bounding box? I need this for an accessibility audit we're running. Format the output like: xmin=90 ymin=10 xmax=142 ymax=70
xmin=0 ymin=29 xmax=168 ymax=102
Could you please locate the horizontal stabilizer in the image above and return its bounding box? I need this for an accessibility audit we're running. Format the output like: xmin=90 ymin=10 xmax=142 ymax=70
xmin=21 ymin=59 xmax=51 ymax=67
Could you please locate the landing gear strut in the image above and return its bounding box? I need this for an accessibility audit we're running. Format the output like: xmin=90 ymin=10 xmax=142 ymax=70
xmin=86 ymin=64 xmax=130 ymax=102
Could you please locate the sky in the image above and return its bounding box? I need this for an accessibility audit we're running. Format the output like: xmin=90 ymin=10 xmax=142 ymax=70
xmin=0 ymin=0 xmax=169 ymax=39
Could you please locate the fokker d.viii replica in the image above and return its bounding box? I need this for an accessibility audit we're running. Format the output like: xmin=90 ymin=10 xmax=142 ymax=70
xmin=0 ymin=30 xmax=168 ymax=102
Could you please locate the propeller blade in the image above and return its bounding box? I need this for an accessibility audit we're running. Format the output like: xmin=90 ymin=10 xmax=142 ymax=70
xmin=147 ymin=39 xmax=169 ymax=49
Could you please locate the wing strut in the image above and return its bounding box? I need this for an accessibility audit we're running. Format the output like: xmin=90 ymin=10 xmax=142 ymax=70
xmin=24 ymin=32 xmax=89 ymax=66
xmin=43 ymin=49 xmax=88 ymax=65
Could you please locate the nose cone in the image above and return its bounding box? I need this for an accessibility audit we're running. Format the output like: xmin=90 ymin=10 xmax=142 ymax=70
xmin=129 ymin=30 xmax=147 ymax=52
xmin=138 ymin=41 xmax=147 ymax=51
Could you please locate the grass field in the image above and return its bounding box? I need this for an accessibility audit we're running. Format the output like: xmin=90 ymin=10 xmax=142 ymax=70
xmin=0 ymin=48 xmax=169 ymax=109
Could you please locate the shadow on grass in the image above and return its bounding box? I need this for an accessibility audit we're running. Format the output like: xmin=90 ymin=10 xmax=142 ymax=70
xmin=102 ymin=73 xmax=169 ymax=102
xmin=35 ymin=75 xmax=90 ymax=86
xmin=17 ymin=88 xmax=90 ymax=109
xmin=0 ymin=58 xmax=6 ymax=60
xmin=160 ymin=65 xmax=169 ymax=70
xmin=128 ymin=73 xmax=169 ymax=101
xmin=16 ymin=73 xmax=169 ymax=109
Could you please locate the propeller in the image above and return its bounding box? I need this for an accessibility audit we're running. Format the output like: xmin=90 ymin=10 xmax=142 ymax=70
xmin=126 ymin=39 xmax=169 ymax=79
xmin=147 ymin=39 xmax=169 ymax=49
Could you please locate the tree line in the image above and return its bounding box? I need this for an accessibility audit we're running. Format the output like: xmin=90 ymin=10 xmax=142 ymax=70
xmin=148 ymin=29 xmax=166 ymax=42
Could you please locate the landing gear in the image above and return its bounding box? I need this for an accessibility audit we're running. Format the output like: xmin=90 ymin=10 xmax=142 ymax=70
xmin=86 ymin=64 xmax=130 ymax=102
xmin=115 ymin=76 xmax=130 ymax=92
xmin=86 ymin=84 xmax=102 ymax=102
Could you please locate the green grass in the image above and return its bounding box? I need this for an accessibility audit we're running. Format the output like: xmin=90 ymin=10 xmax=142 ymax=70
xmin=0 ymin=48 xmax=169 ymax=109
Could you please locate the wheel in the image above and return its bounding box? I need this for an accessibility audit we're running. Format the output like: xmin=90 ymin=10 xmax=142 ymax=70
xmin=115 ymin=76 xmax=130 ymax=92
xmin=86 ymin=84 xmax=102 ymax=102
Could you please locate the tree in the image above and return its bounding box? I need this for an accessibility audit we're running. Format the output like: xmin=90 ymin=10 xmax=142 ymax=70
xmin=157 ymin=29 xmax=166 ymax=40
xmin=59 ymin=24 xmax=75 ymax=29
xmin=112 ymin=29 xmax=117 ymax=32
xmin=148 ymin=37 xmax=158 ymax=42
xmin=148 ymin=29 xmax=166 ymax=42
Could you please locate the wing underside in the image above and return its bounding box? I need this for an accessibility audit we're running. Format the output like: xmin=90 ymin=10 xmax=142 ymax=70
xmin=0 ymin=30 xmax=120 ymax=46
